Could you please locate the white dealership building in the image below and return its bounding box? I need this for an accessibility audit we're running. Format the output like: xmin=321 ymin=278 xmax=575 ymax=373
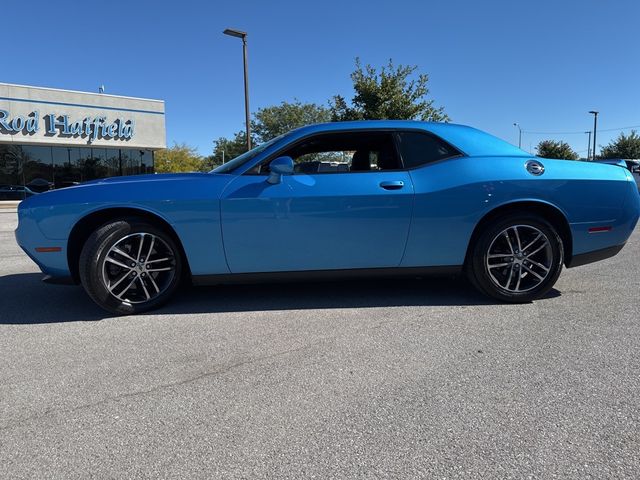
xmin=0 ymin=82 xmax=166 ymax=194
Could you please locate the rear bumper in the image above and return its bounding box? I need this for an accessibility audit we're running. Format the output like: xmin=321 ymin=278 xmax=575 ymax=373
xmin=566 ymin=244 xmax=625 ymax=268
xmin=568 ymin=179 xmax=639 ymax=265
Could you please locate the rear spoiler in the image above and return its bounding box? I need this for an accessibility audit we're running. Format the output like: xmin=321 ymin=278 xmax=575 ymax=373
xmin=593 ymin=159 xmax=628 ymax=169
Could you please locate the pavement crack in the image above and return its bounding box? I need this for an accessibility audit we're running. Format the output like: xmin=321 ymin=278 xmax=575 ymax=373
xmin=0 ymin=342 xmax=316 ymax=432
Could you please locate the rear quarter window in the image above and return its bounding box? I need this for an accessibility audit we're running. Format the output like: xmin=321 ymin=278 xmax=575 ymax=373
xmin=396 ymin=131 xmax=462 ymax=168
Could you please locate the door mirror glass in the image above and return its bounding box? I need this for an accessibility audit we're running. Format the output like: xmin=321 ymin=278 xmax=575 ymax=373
xmin=267 ymin=156 xmax=294 ymax=184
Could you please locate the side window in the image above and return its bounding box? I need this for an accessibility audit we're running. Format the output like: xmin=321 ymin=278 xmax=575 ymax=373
xmin=396 ymin=132 xmax=461 ymax=168
xmin=252 ymin=131 xmax=401 ymax=174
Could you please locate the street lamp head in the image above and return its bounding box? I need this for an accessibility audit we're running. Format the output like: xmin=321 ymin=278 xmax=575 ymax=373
xmin=223 ymin=28 xmax=247 ymax=39
xmin=589 ymin=110 xmax=599 ymax=115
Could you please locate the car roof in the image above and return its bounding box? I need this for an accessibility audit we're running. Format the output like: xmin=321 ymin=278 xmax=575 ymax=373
xmin=286 ymin=121 xmax=530 ymax=158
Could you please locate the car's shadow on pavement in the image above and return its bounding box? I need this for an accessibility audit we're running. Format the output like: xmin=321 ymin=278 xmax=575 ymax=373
xmin=0 ymin=273 xmax=562 ymax=325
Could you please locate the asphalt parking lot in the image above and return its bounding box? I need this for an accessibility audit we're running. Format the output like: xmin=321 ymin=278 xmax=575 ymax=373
xmin=1 ymin=209 xmax=639 ymax=479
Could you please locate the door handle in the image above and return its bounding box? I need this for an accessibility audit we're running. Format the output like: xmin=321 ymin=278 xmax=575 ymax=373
xmin=379 ymin=181 xmax=404 ymax=190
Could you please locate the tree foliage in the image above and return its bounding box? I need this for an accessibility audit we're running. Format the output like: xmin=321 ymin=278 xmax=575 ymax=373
xmin=204 ymin=131 xmax=253 ymax=170
xmin=330 ymin=58 xmax=449 ymax=122
xmin=599 ymin=130 xmax=640 ymax=159
xmin=206 ymin=58 xmax=449 ymax=165
xmin=204 ymin=101 xmax=331 ymax=168
xmin=154 ymin=143 xmax=204 ymax=173
xmin=536 ymin=140 xmax=578 ymax=160
xmin=252 ymin=100 xmax=330 ymax=142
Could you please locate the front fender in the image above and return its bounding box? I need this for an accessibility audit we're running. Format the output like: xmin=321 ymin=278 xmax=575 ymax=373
xmin=16 ymin=174 xmax=233 ymax=278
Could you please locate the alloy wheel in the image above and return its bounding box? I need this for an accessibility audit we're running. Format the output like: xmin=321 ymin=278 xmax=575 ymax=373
xmin=101 ymin=232 xmax=176 ymax=304
xmin=485 ymin=225 xmax=553 ymax=293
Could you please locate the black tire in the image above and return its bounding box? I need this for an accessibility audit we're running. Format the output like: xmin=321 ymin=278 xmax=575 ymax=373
xmin=79 ymin=218 xmax=182 ymax=315
xmin=467 ymin=213 xmax=564 ymax=303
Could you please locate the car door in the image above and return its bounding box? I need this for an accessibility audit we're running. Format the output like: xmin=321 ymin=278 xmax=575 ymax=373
xmin=220 ymin=130 xmax=414 ymax=273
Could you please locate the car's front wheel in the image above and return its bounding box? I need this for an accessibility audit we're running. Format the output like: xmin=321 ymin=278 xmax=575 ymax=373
xmin=467 ymin=213 xmax=564 ymax=303
xmin=79 ymin=219 xmax=182 ymax=314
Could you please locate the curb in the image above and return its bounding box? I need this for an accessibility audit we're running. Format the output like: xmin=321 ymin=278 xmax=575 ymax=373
xmin=0 ymin=201 xmax=21 ymax=209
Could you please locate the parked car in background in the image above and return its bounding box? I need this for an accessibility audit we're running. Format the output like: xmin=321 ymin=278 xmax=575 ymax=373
xmin=15 ymin=121 xmax=640 ymax=314
xmin=26 ymin=178 xmax=54 ymax=193
xmin=622 ymin=160 xmax=640 ymax=190
xmin=0 ymin=185 xmax=37 ymax=200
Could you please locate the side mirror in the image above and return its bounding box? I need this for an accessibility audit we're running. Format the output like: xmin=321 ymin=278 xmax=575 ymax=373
xmin=267 ymin=156 xmax=294 ymax=184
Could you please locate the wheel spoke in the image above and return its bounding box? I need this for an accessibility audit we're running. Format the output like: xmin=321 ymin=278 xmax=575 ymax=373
xmin=145 ymin=236 xmax=155 ymax=262
xmin=111 ymin=247 xmax=137 ymax=263
xmin=138 ymin=276 xmax=151 ymax=300
xmin=513 ymin=226 xmax=523 ymax=252
xmin=105 ymin=256 xmax=132 ymax=270
xmin=147 ymin=273 xmax=160 ymax=293
xmin=503 ymin=231 xmax=514 ymax=253
xmin=522 ymin=264 xmax=544 ymax=281
xmin=488 ymin=262 xmax=512 ymax=269
xmin=108 ymin=270 xmax=133 ymax=292
xmin=145 ymin=257 xmax=170 ymax=264
xmin=136 ymin=234 xmax=145 ymax=262
xmin=146 ymin=267 xmax=172 ymax=272
xmin=116 ymin=275 xmax=139 ymax=300
xmin=515 ymin=268 xmax=522 ymax=290
xmin=526 ymin=241 xmax=549 ymax=258
xmin=521 ymin=233 xmax=542 ymax=253
xmin=526 ymin=258 xmax=550 ymax=272
xmin=505 ymin=264 xmax=515 ymax=289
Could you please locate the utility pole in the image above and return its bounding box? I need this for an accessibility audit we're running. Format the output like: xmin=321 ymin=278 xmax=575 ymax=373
xmin=589 ymin=111 xmax=599 ymax=160
xmin=513 ymin=122 xmax=522 ymax=148
xmin=224 ymin=28 xmax=251 ymax=151
xmin=585 ymin=131 xmax=592 ymax=160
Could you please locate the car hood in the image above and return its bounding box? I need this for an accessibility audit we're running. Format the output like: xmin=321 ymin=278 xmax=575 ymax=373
xmin=78 ymin=172 xmax=213 ymax=186
xmin=19 ymin=171 xmax=235 ymax=210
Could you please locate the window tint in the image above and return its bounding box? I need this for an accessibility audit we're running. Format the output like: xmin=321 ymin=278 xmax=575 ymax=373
xmin=396 ymin=132 xmax=461 ymax=168
xmin=253 ymin=131 xmax=401 ymax=174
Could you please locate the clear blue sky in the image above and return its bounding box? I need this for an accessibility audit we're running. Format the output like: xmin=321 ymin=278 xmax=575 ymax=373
xmin=4 ymin=0 xmax=640 ymax=157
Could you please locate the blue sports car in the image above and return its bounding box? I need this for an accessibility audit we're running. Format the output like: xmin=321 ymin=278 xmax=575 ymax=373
xmin=15 ymin=121 xmax=640 ymax=314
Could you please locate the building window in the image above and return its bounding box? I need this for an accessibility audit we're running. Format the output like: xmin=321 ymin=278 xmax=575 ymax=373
xmin=0 ymin=145 xmax=155 ymax=191
xmin=52 ymin=147 xmax=81 ymax=188
xmin=20 ymin=145 xmax=53 ymax=191
xmin=0 ymin=145 xmax=22 ymax=186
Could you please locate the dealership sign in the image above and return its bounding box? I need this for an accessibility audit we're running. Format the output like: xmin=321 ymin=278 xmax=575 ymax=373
xmin=0 ymin=110 xmax=135 ymax=143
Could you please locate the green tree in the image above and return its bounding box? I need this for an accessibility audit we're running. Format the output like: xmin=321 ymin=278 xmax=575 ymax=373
xmin=252 ymin=100 xmax=330 ymax=142
xmin=204 ymin=131 xmax=253 ymax=170
xmin=536 ymin=140 xmax=579 ymax=160
xmin=330 ymin=58 xmax=449 ymax=122
xmin=599 ymin=130 xmax=640 ymax=159
xmin=204 ymin=100 xmax=330 ymax=169
xmin=154 ymin=143 xmax=204 ymax=173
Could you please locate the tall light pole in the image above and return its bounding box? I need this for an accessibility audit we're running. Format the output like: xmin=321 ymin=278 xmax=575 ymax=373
xmin=223 ymin=28 xmax=251 ymax=151
xmin=513 ymin=122 xmax=522 ymax=148
xmin=589 ymin=111 xmax=598 ymax=160
xmin=585 ymin=131 xmax=592 ymax=160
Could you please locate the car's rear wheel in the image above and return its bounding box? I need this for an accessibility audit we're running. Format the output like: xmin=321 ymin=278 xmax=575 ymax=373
xmin=79 ymin=219 xmax=182 ymax=314
xmin=467 ymin=213 xmax=564 ymax=302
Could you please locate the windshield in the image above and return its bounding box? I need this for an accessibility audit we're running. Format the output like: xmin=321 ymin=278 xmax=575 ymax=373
xmin=211 ymin=134 xmax=287 ymax=174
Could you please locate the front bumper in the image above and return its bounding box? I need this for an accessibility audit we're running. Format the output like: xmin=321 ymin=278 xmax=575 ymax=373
xmin=15 ymin=206 xmax=71 ymax=278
